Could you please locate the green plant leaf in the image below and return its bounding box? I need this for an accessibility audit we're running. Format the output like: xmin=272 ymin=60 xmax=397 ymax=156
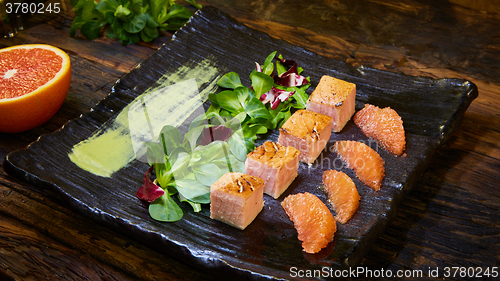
xmin=165 ymin=146 xmax=187 ymax=166
xmin=276 ymin=60 xmax=287 ymax=76
xmin=250 ymin=71 xmax=274 ymax=98
xmin=216 ymin=90 xmax=245 ymax=114
xmin=213 ymin=155 xmax=245 ymax=174
xmin=144 ymin=142 xmax=166 ymax=165
xmin=178 ymin=193 xmax=202 ymax=212
xmin=206 ymin=103 xmax=220 ymax=115
xmin=70 ymin=16 xmax=86 ymax=37
xmin=140 ymin=26 xmax=159 ymax=42
xmin=144 ymin=11 xmax=159 ymax=28
xmin=233 ymin=86 xmax=253 ymax=107
xmin=188 ymin=112 xmax=215 ymax=132
xmin=245 ymin=97 xmax=272 ymax=121
xmin=263 ymin=62 xmax=274 ymax=76
xmin=263 ymin=51 xmax=277 ymax=69
xmin=124 ymin=12 xmax=147 ymax=33
xmin=158 ymin=125 xmax=181 ymax=156
xmin=262 ymin=51 xmax=277 ymax=76
xmin=114 ymin=5 xmax=131 ymax=20
xmin=175 ymin=179 xmax=210 ymax=203
xmin=149 ymin=193 xmax=183 ymax=222
xmin=80 ymin=20 xmax=107 ymax=40
xmin=82 ymin=0 xmax=101 ymax=21
xmin=189 ymin=141 xmax=230 ymax=166
xmin=165 ymin=4 xmax=192 ymax=21
xmin=228 ymin=131 xmax=248 ymax=162
xmin=224 ymin=112 xmax=247 ymax=130
xmin=156 ymin=168 xmax=173 ymax=188
xmin=192 ymin=163 xmax=223 ymax=186
xmin=243 ymin=124 xmax=267 ymax=139
xmin=104 ymin=10 xmax=115 ymax=24
xmin=96 ymin=0 xmax=120 ymax=14
xmin=217 ymin=72 xmax=243 ymax=89
xmin=290 ymin=86 xmax=309 ymax=109
xmin=170 ymin=152 xmax=190 ymax=176
xmin=181 ymin=125 xmax=204 ymax=152
xmin=183 ymin=0 xmax=202 ymax=9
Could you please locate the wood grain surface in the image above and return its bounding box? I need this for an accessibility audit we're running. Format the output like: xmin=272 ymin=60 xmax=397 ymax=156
xmin=1 ymin=0 xmax=499 ymax=280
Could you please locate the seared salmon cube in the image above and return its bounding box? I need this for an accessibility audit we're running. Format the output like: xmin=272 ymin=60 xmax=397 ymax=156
xmin=245 ymin=141 xmax=301 ymax=199
xmin=278 ymin=109 xmax=332 ymax=164
xmin=210 ymin=172 xmax=265 ymax=230
xmin=306 ymin=75 xmax=356 ymax=132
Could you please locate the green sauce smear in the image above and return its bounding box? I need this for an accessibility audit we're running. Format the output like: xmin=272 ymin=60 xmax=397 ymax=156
xmin=69 ymin=58 xmax=221 ymax=177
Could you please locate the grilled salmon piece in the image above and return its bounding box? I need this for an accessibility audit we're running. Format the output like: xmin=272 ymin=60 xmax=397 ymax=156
xmin=333 ymin=140 xmax=385 ymax=191
xmin=245 ymin=141 xmax=300 ymax=199
xmin=353 ymin=103 xmax=406 ymax=156
xmin=281 ymin=192 xmax=337 ymax=254
xmin=322 ymin=170 xmax=360 ymax=224
xmin=210 ymin=172 xmax=264 ymax=230
xmin=306 ymin=75 xmax=356 ymax=132
xmin=278 ymin=109 xmax=332 ymax=164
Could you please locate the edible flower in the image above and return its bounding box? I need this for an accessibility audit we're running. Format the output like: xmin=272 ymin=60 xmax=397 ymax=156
xmin=137 ymin=166 xmax=165 ymax=202
xmin=274 ymin=58 xmax=309 ymax=87
xmin=255 ymin=62 xmax=263 ymax=73
xmin=259 ymin=87 xmax=295 ymax=110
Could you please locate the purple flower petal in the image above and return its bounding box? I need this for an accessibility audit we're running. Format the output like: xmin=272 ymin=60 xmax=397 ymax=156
xmin=201 ymin=125 xmax=233 ymax=145
xmin=137 ymin=166 xmax=165 ymax=202
xmin=277 ymin=58 xmax=296 ymax=67
xmin=259 ymin=91 xmax=273 ymax=104
xmin=259 ymin=87 xmax=295 ymax=110
xmin=277 ymin=90 xmax=294 ymax=102
xmin=255 ymin=62 xmax=262 ymax=72
xmin=274 ymin=58 xmax=310 ymax=87
xmin=270 ymin=98 xmax=281 ymax=110
xmin=275 ymin=72 xmax=310 ymax=87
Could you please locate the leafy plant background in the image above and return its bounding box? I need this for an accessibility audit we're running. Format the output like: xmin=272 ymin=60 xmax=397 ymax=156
xmin=70 ymin=0 xmax=201 ymax=44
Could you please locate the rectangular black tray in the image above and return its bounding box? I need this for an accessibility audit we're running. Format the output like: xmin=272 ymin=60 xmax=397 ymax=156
xmin=4 ymin=6 xmax=477 ymax=280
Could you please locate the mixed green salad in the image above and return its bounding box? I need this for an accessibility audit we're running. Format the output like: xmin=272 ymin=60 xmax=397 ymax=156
xmin=136 ymin=52 xmax=311 ymax=221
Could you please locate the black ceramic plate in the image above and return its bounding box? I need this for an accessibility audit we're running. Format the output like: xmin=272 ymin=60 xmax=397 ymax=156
xmin=4 ymin=6 xmax=477 ymax=280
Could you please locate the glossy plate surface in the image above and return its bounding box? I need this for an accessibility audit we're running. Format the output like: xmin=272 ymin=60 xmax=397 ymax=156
xmin=4 ymin=6 xmax=477 ymax=280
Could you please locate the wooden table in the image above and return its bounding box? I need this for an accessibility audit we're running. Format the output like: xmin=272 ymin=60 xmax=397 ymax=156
xmin=1 ymin=0 xmax=499 ymax=280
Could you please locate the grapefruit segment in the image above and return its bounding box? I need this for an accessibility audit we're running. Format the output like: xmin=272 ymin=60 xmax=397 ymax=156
xmin=322 ymin=170 xmax=360 ymax=223
xmin=0 ymin=44 xmax=71 ymax=133
xmin=333 ymin=140 xmax=385 ymax=191
xmin=353 ymin=104 xmax=406 ymax=156
xmin=281 ymin=192 xmax=337 ymax=254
